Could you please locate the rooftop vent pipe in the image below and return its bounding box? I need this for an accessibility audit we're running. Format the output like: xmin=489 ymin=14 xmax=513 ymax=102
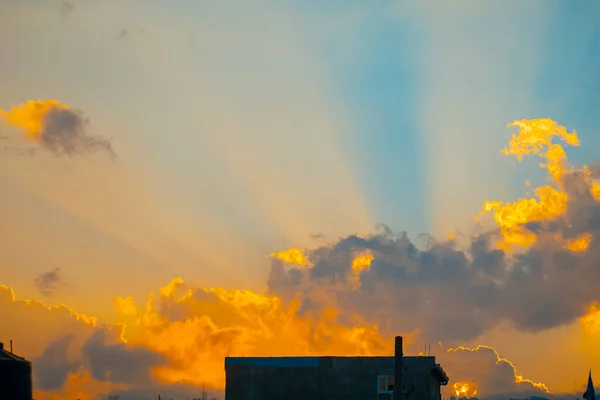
xmin=394 ymin=336 xmax=404 ymax=400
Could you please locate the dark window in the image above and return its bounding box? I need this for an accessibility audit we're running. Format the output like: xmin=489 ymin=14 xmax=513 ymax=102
xmin=388 ymin=376 xmax=395 ymax=391
xmin=378 ymin=375 xmax=394 ymax=394
xmin=379 ymin=376 xmax=387 ymax=392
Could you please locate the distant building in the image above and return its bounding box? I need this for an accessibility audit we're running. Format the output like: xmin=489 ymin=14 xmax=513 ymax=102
xmin=224 ymin=336 xmax=449 ymax=400
xmin=0 ymin=341 xmax=33 ymax=400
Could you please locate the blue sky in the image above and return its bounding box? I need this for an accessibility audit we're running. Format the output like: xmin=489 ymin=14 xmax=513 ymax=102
xmin=0 ymin=0 xmax=599 ymax=309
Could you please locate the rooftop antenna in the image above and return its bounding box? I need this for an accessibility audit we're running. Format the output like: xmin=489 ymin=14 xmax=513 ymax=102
xmin=10 ymin=340 xmax=12 ymax=353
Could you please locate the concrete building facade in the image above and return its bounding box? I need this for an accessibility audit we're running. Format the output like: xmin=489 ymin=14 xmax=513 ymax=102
xmin=224 ymin=336 xmax=449 ymax=400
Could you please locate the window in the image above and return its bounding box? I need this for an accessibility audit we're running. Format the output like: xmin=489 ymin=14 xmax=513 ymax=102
xmin=378 ymin=375 xmax=394 ymax=394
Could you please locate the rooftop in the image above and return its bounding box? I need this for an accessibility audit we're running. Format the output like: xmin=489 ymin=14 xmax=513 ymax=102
xmin=226 ymin=355 xmax=435 ymax=368
xmin=225 ymin=355 xmax=449 ymax=385
xmin=0 ymin=342 xmax=30 ymax=363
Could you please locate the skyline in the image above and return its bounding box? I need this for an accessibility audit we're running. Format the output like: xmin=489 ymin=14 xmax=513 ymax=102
xmin=1 ymin=1 xmax=600 ymax=399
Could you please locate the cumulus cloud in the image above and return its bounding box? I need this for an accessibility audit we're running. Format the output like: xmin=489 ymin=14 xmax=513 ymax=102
xmin=266 ymin=119 xmax=600 ymax=345
xmin=33 ymin=335 xmax=79 ymax=390
xmin=0 ymin=100 xmax=115 ymax=157
xmin=39 ymin=107 xmax=114 ymax=156
xmin=0 ymin=285 xmax=163 ymax=399
xmin=441 ymin=344 xmax=549 ymax=398
xmin=267 ymin=210 xmax=600 ymax=344
xmin=2 ymin=267 xmax=592 ymax=400
xmin=34 ymin=268 xmax=62 ymax=297
xmin=82 ymin=328 xmax=165 ymax=385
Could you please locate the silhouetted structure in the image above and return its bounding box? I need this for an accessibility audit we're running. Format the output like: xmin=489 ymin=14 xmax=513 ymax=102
xmin=0 ymin=341 xmax=33 ymax=400
xmin=224 ymin=336 xmax=449 ymax=400
xmin=583 ymin=370 xmax=595 ymax=400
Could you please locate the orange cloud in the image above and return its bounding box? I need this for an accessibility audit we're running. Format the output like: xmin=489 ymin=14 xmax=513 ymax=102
xmin=117 ymin=277 xmax=398 ymax=389
xmin=0 ymin=99 xmax=114 ymax=156
xmin=268 ymin=247 xmax=311 ymax=266
xmin=477 ymin=118 xmax=598 ymax=253
xmin=0 ymin=99 xmax=69 ymax=141
xmin=581 ymin=303 xmax=600 ymax=334
xmin=33 ymin=368 xmax=127 ymax=400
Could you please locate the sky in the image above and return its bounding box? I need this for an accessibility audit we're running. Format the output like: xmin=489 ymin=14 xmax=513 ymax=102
xmin=1 ymin=1 xmax=600 ymax=399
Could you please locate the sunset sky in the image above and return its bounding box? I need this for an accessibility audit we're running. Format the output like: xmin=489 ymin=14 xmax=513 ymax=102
xmin=1 ymin=1 xmax=600 ymax=399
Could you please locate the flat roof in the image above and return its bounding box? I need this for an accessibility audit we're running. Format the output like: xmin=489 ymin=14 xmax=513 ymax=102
xmin=225 ymin=355 xmax=433 ymax=368
xmin=226 ymin=357 xmax=322 ymax=368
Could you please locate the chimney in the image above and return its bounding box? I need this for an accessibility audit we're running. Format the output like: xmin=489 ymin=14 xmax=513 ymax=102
xmin=0 ymin=342 xmax=3 ymax=351
xmin=394 ymin=336 xmax=404 ymax=400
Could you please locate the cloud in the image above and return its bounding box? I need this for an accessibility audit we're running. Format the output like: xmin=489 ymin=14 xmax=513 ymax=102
xmin=4 ymin=274 xmax=563 ymax=400
xmin=265 ymin=118 xmax=600 ymax=346
xmin=82 ymin=327 xmax=165 ymax=385
xmin=0 ymin=100 xmax=115 ymax=157
xmin=117 ymin=28 xmax=144 ymax=39
xmin=33 ymin=335 xmax=79 ymax=390
xmin=60 ymin=2 xmax=74 ymax=19
xmin=267 ymin=211 xmax=600 ymax=343
xmin=0 ymin=285 xmax=159 ymax=398
xmin=2 ymin=115 xmax=599 ymax=398
xmin=117 ymin=277 xmax=397 ymax=389
xmin=441 ymin=344 xmax=549 ymax=399
xmin=0 ymin=285 xmax=115 ymax=399
xmin=39 ymin=107 xmax=114 ymax=156
xmin=34 ymin=368 xmax=126 ymax=400
xmin=34 ymin=267 xmax=62 ymax=297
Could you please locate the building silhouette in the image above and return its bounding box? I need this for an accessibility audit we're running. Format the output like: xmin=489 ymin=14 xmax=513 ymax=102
xmin=0 ymin=341 xmax=33 ymax=400
xmin=224 ymin=336 xmax=449 ymax=400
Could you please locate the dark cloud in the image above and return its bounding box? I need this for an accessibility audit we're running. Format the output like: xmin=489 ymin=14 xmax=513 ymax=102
xmin=82 ymin=328 xmax=166 ymax=385
xmin=40 ymin=107 xmax=115 ymax=157
xmin=60 ymin=1 xmax=74 ymax=18
xmin=32 ymin=327 xmax=165 ymax=391
xmin=34 ymin=267 xmax=62 ymax=297
xmin=33 ymin=335 xmax=79 ymax=390
xmin=441 ymin=346 xmax=549 ymax=398
xmin=267 ymin=174 xmax=600 ymax=344
xmin=118 ymin=28 xmax=145 ymax=39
